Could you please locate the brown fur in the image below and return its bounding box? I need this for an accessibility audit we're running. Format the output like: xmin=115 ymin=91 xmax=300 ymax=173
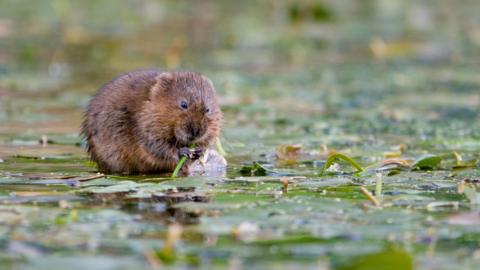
xmin=81 ymin=69 xmax=222 ymax=174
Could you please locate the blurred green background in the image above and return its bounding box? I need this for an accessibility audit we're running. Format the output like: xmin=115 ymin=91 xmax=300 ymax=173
xmin=1 ymin=0 xmax=478 ymax=143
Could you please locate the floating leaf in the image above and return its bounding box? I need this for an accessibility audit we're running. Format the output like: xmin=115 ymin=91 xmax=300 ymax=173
xmin=239 ymin=162 xmax=267 ymax=176
xmin=412 ymin=154 xmax=442 ymax=170
xmin=238 ymin=162 xmax=298 ymax=176
xmin=320 ymin=152 xmax=364 ymax=175
xmin=383 ymin=151 xmax=402 ymax=158
xmin=9 ymin=172 xmax=76 ymax=180
xmin=153 ymin=191 xmax=210 ymax=204
xmin=452 ymin=161 xmax=478 ymax=170
xmin=337 ymin=247 xmax=413 ymax=270
xmin=382 ymin=158 xmax=411 ymax=168
xmin=276 ymin=144 xmax=303 ymax=160
xmin=0 ymin=194 xmax=81 ymax=204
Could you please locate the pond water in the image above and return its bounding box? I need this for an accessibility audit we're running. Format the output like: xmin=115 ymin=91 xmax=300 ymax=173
xmin=0 ymin=1 xmax=479 ymax=269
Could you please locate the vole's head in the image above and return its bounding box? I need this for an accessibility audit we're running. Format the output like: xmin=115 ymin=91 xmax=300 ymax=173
xmin=147 ymin=71 xmax=222 ymax=147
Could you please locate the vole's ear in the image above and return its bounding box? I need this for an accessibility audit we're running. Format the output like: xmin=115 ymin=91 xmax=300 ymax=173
xmin=151 ymin=72 xmax=174 ymax=98
xmin=201 ymin=75 xmax=216 ymax=93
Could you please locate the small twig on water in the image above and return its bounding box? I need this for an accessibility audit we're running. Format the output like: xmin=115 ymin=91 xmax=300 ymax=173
xmin=77 ymin=173 xmax=105 ymax=182
xmin=282 ymin=178 xmax=289 ymax=193
xmin=360 ymin=186 xmax=380 ymax=206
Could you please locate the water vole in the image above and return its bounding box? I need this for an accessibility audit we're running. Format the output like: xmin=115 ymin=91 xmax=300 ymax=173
xmin=81 ymin=69 xmax=222 ymax=174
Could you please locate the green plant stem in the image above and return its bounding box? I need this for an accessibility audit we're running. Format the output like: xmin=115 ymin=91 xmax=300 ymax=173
xmin=216 ymin=137 xmax=227 ymax=156
xmin=171 ymin=156 xmax=188 ymax=178
xmin=171 ymin=144 xmax=195 ymax=178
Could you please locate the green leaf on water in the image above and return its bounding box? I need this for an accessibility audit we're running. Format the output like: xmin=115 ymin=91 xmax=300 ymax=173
xmin=320 ymin=152 xmax=364 ymax=175
xmin=336 ymin=247 xmax=413 ymax=270
xmin=239 ymin=162 xmax=267 ymax=176
xmin=412 ymin=154 xmax=442 ymax=170
xmin=154 ymin=246 xmax=177 ymax=265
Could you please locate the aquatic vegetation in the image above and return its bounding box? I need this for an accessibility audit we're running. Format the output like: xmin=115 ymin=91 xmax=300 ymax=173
xmin=0 ymin=0 xmax=480 ymax=269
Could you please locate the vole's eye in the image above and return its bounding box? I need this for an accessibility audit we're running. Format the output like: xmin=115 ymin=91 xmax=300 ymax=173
xmin=205 ymin=107 xmax=210 ymax=114
xmin=180 ymin=100 xmax=188 ymax=109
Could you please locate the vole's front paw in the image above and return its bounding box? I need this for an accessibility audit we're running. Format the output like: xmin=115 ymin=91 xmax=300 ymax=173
xmin=179 ymin=147 xmax=190 ymax=158
xmin=179 ymin=146 xmax=204 ymax=160
xmin=190 ymin=147 xmax=204 ymax=160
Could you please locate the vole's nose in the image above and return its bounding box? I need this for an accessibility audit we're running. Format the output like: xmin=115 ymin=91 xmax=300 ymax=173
xmin=188 ymin=124 xmax=203 ymax=140
xmin=191 ymin=127 xmax=200 ymax=137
